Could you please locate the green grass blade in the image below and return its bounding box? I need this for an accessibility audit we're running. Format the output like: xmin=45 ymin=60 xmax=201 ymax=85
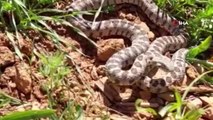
xmin=0 ymin=109 xmax=55 ymax=120
xmin=6 ymin=31 xmax=23 ymax=60
xmin=13 ymin=0 xmax=26 ymax=8
xmin=174 ymin=90 xmax=183 ymax=119
xmin=1 ymin=1 xmax=14 ymax=11
xmin=60 ymin=20 xmax=98 ymax=47
xmin=92 ymin=0 xmax=104 ymax=24
xmin=0 ymin=91 xmax=22 ymax=106
xmin=75 ymin=105 xmax=84 ymax=120
xmin=202 ymin=75 xmax=213 ymax=83
xmin=174 ymin=90 xmax=182 ymax=105
xmin=187 ymin=58 xmax=213 ymax=70
xmin=182 ymin=108 xmax=205 ymax=120
xmin=159 ymin=103 xmax=178 ymax=117
xmin=187 ymin=35 xmax=212 ymax=58
xmin=135 ymin=99 xmax=158 ymax=116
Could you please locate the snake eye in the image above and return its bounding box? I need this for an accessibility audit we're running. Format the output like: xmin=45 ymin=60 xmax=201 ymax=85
xmin=172 ymin=20 xmax=179 ymax=27
xmin=150 ymin=79 xmax=159 ymax=87
xmin=172 ymin=20 xmax=179 ymax=26
xmin=159 ymin=79 xmax=166 ymax=86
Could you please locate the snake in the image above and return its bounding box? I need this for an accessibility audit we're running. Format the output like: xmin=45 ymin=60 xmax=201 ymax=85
xmin=66 ymin=0 xmax=189 ymax=93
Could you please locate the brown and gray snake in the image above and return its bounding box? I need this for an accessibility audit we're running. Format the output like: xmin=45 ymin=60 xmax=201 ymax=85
xmin=66 ymin=0 xmax=189 ymax=93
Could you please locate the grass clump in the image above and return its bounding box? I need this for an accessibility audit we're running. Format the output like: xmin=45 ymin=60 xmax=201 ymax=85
xmin=37 ymin=50 xmax=71 ymax=109
xmin=37 ymin=51 xmax=85 ymax=120
xmin=0 ymin=91 xmax=22 ymax=108
xmin=38 ymin=50 xmax=71 ymax=91
xmin=156 ymin=0 xmax=213 ymax=43
xmin=159 ymin=90 xmax=205 ymax=120
xmin=135 ymin=70 xmax=213 ymax=120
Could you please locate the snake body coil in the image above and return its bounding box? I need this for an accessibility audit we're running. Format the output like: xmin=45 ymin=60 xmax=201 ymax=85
xmin=67 ymin=0 xmax=189 ymax=93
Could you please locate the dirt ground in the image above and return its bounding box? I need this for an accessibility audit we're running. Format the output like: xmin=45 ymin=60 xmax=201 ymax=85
xmin=0 ymin=1 xmax=213 ymax=120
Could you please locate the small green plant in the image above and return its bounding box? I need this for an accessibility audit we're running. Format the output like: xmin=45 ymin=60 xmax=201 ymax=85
xmin=187 ymin=35 xmax=213 ymax=69
xmin=37 ymin=50 xmax=71 ymax=110
xmin=187 ymin=1 xmax=213 ymax=43
xmin=159 ymin=90 xmax=205 ymax=120
xmin=159 ymin=70 xmax=213 ymax=120
xmin=135 ymin=70 xmax=213 ymax=119
xmin=135 ymin=99 xmax=158 ymax=116
xmin=38 ymin=51 xmax=71 ymax=91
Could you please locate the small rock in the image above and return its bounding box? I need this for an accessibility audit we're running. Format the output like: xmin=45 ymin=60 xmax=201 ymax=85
xmin=97 ymin=38 xmax=125 ymax=61
xmin=13 ymin=62 xmax=32 ymax=94
xmin=0 ymin=70 xmax=16 ymax=87
xmin=186 ymin=96 xmax=203 ymax=109
xmin=118 ymin=11 xmax=126 ymax=19
xmin=96 ymin=65 xmax=106 ymax=76
xmin=186 ymin=65 xmax=200 ymax=79
xmin=33 ymin=86 xmax=45 ymax=99
xmin=36 ymin=39 xmax=55 ymax=51
xmin=200 ymin=96 xmax=213 ymax=105
xmin=68 ymin=51 xmax=82 ymax=65
xmin=137 ymin=22 xmax=150 ymax=34
xmin=3 ymin=66 xmax=16 ymax=81
xmin=126 ymin=13 xmax=136 ymax=21
xmin=203 ymin=107 xmax=213 ymax=120
xmin=148 ymin=31 xmax=155 ymax=40
xmin=18 ymin=36 xmax=33 ymax=56
xmin=0 ymin=46 xmax=15 ymax=67
xmin=0 ymin=33 xmax=10 ymax=46
xmin=119 ymin=88 xmax=133 ymax=100
xmin=91 ymin=66 xmax=99 ymax=80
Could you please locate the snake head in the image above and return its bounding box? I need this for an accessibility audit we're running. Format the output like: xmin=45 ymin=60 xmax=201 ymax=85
xmin=149 ymin=78 xmax=168 ymax=93
xmin=137 ymin=76 xmax=168 ymax=93
xmin=171 ymin=19 xmax=187 ymax=35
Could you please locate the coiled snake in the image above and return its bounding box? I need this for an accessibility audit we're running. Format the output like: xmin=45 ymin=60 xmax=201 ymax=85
xmin=66 ymin=0 xmax=189 ymax=93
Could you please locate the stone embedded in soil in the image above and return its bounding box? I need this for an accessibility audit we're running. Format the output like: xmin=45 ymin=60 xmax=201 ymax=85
xmin=97 ymin=38 xmax=125 ymax=61
xmin=4 ymin=62 xmax=32 ymax=94
xmin=0 ymin=33 xmax=10 ymax=46
xmin=35 ymin=39 xmax=55 ymax=51
xmin=186 ymin=65 xmax=200 ymax=79
xmin=136 ymin=21 xmax=155 ymax=39
xmin=1 ymin=67 xmax=15 ymax=85
xmin=15 ymin=62 xmax=32 ymax=94
xmin=96 ymin=65 xmax=106 ymax=76
xmin=200 ymin=96 xmax=213 ymax=105
xmin=33 ymin=86 xmax=45 ymax=99
xmin=186 ymin=97 xmax=203 ymax=109
xmin=0 ymin=46 xmax=15 ymax=67
xmin=68 ymin=51 xmax=82 ymax=65
xmin=148 ymin=32 xmax=155 ymax=40
xmin=91 ymin=66 xmax=99 ymax=80
xmin=203 ymin=107 xmax=213 ymax=120
xmin=18 ymin=37 xmax=33 ymax=56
